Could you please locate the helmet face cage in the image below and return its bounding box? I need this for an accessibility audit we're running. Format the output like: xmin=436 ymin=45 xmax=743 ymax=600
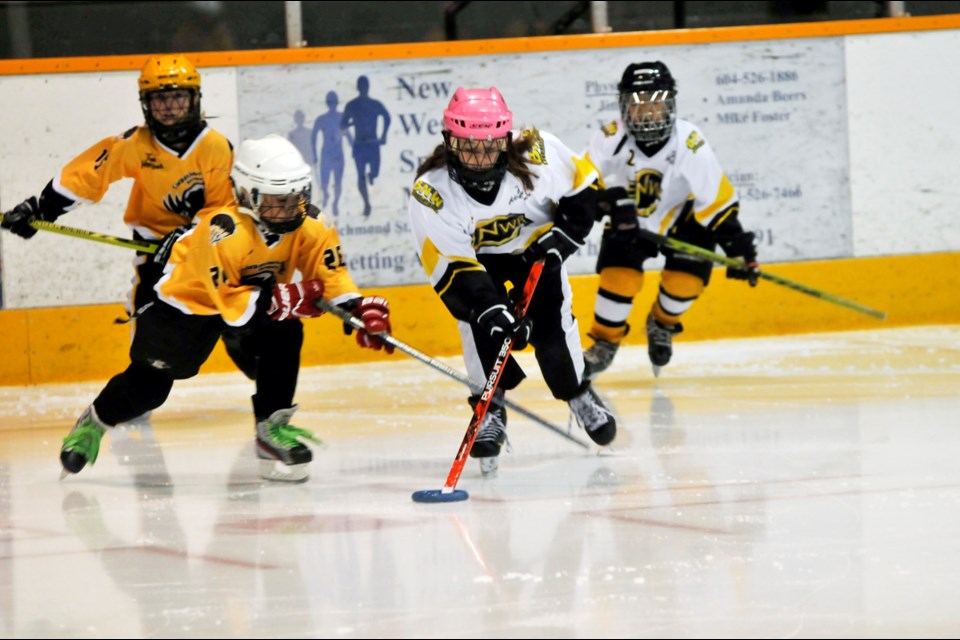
xmin=618 ymin=91 xmax=676 ymax=144
xmin=231 ymin=135 xmax=313 ymax=234
xmin=618 ymin=61 xmax=677 ymax=145
xmin=444 ymin=132 xmax=510 ymax=192
xmin=138 ymin=55 xmax=202 ymax=145
xmin=236 ymin=183 xmax=312 ymax=235
xmin=442 ymin=87 xmax=513 ymax=192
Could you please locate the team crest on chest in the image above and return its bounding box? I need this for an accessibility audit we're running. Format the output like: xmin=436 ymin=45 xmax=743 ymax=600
xmin=163 ymin=172 xmax=206 ymax=220
xmin=630 ymin=169 xmax=663 ymax=217
xmin=472 ymin=214 xmax=530 ymax=248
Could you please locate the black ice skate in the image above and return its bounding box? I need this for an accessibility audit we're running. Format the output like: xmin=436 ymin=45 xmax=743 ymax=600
xmin=468 ymin=390 xmax=509 ymax=475
xmin=568 ymin=383 xmax=617 ymax=446
xmin=646 ymin=313 xmax=683 ymax=377
xmin=583 ymin=336 xmax=620 ymax=380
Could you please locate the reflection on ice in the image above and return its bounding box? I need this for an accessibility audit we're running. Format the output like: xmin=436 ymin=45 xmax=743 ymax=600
xmin=1 ymin=325 xmax=959 ymax=637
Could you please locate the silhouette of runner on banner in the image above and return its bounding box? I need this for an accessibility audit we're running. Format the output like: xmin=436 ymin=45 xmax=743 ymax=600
xmin=341 ymin=76 xmax=391 ymax=217
xmin=312 ymin=92 xmax=347 ymax=217
xmin=288 ymin=109 xmax=314 ymax=170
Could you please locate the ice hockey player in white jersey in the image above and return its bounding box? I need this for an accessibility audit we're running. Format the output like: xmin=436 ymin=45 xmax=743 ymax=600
xmin=408 ymin=87 xmax=616 ymax=473
xmin=583 ymin=61 xmax=761 ymax=378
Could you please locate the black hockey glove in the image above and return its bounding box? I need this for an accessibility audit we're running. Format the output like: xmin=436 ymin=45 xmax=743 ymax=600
xmin=720 ymin=231 xmax=760 ymax=287
xmin=634 ymin=234 xmax=661 ymax=262
xmin=522 ymin=226 xmax=582 ymax=270
xmin=152 ymin=225 xmax=190 ymax=266
xmin=598 ymin=187 xmax=659 ymax=260
xmin=599 ymin=187 xmax=639 ymax=240
xmin=236 ymin=271 xmax=279 ymax=333
xmin=476 ymin=301 xmax=533 ymax=350
xmin=1 ymin=197 xmax=40 ymax=239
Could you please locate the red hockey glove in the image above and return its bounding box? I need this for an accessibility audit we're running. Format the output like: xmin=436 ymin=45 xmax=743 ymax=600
xmin=268 ymin=280 xmax=326 ymax=321
xmin=353 ymin=296 xmax=394 ymax=353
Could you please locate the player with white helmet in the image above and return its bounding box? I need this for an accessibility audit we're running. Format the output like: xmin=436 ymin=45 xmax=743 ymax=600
xmin=60 ymin=135 xmax=394 ymax=482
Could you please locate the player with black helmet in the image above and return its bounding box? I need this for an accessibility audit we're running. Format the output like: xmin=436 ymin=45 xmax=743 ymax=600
xmin=583 ymin=61 xmax=760 ymax=378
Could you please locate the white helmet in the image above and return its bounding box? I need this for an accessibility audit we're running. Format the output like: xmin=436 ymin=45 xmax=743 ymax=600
xmin=231 ymin=134 xmax=312 ymax=233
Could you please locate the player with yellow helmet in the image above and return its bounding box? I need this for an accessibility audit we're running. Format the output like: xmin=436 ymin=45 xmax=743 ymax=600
xmin=1 ymin=53 xmax=237 ymax=380
xmin=137 ymin=54 xmax=204 ymax=148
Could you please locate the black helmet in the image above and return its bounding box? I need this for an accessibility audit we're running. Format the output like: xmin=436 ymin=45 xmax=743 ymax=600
xmin=618 ymin=61 xmax=677 ymax=144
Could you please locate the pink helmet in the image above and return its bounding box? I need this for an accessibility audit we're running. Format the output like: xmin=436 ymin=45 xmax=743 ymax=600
xmin=443 ymin=87 xmax=513 ymax=140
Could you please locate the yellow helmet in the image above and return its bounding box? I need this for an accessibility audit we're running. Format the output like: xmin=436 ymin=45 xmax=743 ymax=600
xmin=138 ymin=54 xmax=203 ymax=146
xmin=138 ymin=54 xmax=201 ymax=95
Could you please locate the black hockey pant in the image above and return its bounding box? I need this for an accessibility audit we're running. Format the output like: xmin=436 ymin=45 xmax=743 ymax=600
xmin=92 ymin=301 xmax=303 ymax=426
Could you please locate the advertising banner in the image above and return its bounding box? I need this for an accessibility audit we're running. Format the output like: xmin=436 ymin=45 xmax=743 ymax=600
xmin=238 ymin=37 xmax=849 ymax=286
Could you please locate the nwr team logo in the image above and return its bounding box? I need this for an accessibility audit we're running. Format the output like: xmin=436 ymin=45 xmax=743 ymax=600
xmin=472 ymin=214 xmax=530 ymax=248
xmin=630 ymin=169 xmax=662 ymax=218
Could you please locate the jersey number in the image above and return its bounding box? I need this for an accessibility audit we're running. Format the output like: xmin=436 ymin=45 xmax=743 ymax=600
xmin=210 ymin=266 xmax=229 ymax=287
xmin=323 ymin=246 xmax=345 ymax=270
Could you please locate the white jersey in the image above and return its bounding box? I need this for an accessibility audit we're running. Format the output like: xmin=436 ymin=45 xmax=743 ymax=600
xmin=586 ymin=118 xmax=738 ymax=235
xmin=409 ymin=129 xmax=598 ymax=292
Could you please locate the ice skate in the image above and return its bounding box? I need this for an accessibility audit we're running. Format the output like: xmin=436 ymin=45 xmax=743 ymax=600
xmin=256 ymin=405 xmax=320 ymax=483
xmin=469 ymin=391 xmax=509 ymax=475
xmin=60 ymin=406 xmax=109 ymax=478
xmin=583 ymin=336 xmax=619 ymax=380
xmin=568 ymin=383 xmax=617 ymax=446
xmin=646 ymin=313 xmax=682 ymax=377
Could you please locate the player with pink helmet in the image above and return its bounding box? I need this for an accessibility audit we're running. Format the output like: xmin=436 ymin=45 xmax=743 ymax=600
xmin=407 ymin=86 xmax=618 ymax=476
xmin=442 ymin=87 xmax=514 ymax=192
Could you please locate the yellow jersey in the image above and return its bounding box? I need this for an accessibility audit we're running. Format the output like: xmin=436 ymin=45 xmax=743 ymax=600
xmin=156 ymin=206 xmax=360 ymax=327
xmin=52 ymin=124 xmax=234 ymax=239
